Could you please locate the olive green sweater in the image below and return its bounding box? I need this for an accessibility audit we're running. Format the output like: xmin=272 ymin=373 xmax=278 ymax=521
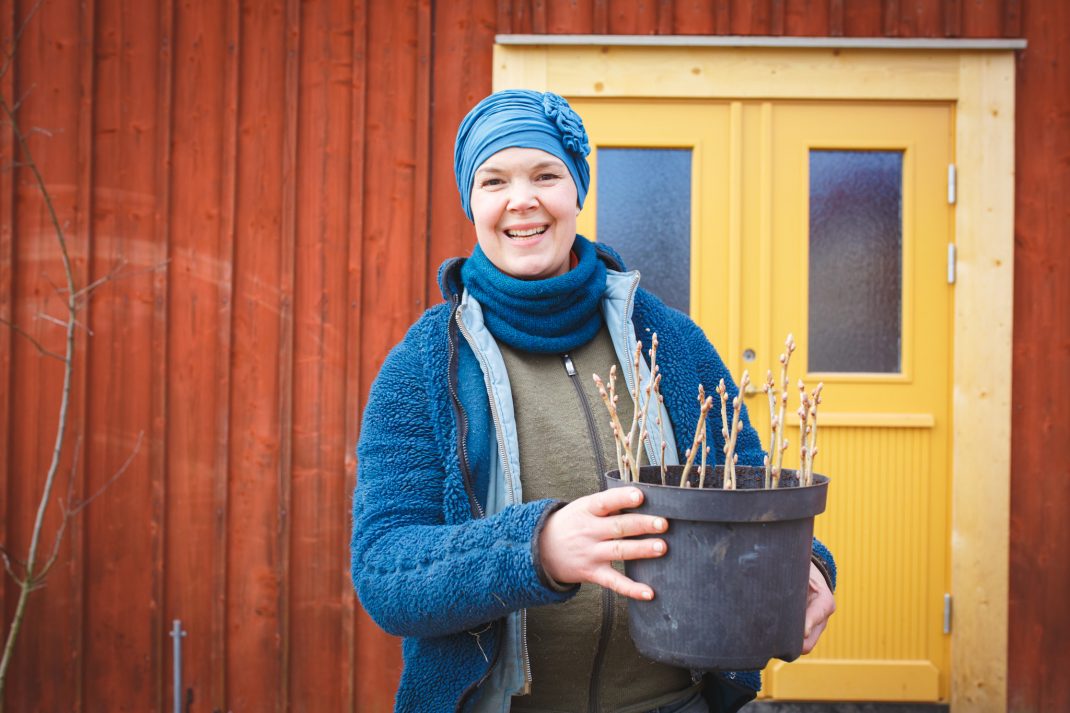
xmin=499 ymin=326 xmax=697 ymax=713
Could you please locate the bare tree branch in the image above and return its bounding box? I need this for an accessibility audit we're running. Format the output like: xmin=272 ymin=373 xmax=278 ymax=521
xmin=36 ymin=311 xmax=92 ymax=336
xmin=0 ymin=70 xmax=78 ymax=707
xmin=36 ymin=436 xmax=83 ymax=580
xmin=0 ymin=0 xmax=44 ymax=83
xmin=0 ymin=547 xmax=26 ymax=584
xmin=69 ymin=431 xmax=142 ymax=517
xmin=0 ymin=316 xmax=64 ymax=361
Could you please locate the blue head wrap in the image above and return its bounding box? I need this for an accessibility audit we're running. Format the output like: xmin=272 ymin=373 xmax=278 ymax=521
xmin=454 ymin=89 xmax=591 ymax=221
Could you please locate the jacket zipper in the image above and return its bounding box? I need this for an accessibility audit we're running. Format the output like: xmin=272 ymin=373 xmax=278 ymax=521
xmin=562 ymin=353 xmax=613 ymax=713
xmin=448 ymin=295 xmax=485 ymax=519
xmin=455 ymin=304 xmax=532 ymax=697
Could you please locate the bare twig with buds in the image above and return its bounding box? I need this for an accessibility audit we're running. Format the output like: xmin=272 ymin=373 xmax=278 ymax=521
xmin=763 ymin=370 xmax=776 ymax=488
xmin=680 ymin=393 xmax=715 ymax=488
xmin=594 ymin=331 xmax=823 ymax=491
xmin=803 ymin=383 xmax=823 ymax=486
xmin=594 ymin=371 xmax=629 ymax=480
xmin=798 ymin=380 xmax=811 ymax=484
xmin=626 ymin=340 xmax=644 ymax=470
xmin=769 ymin=334 xmax=796 ymax=488
xmin=594 ymin=335 xmax=666 ymax=483
xmin=633 ymin=335 xmax=660 ymax=471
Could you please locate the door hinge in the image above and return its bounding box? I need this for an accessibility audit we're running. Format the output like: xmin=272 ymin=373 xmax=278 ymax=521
xmin=947 ymin=164 xmax=957 ymax=205
xmin=943 ymin=593 xmax=952 ymax=634
xmin=947 ymin=244 xmax=957 ymax=284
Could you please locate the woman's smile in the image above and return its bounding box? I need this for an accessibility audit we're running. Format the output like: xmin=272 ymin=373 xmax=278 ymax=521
xmin=503 ymin=223 xmax=549 ymax=240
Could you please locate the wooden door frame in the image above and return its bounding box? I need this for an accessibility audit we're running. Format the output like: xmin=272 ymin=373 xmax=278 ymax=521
xmin=493 ymin=37 xmax=1018 ymax=712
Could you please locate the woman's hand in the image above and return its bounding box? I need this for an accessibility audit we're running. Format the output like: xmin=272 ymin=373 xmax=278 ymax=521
xmin=538 ymin=487 xmax=667 ymax=601
xmin=802 ymin=561 xmax=836 ymax=654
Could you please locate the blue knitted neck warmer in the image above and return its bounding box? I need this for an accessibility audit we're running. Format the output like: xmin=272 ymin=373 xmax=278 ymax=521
xmin=461 ymin=235 xmax=607 ymax=355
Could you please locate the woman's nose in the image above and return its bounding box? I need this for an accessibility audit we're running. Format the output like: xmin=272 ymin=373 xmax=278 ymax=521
xmin=506 ymin=182 xmax=538 ymax=211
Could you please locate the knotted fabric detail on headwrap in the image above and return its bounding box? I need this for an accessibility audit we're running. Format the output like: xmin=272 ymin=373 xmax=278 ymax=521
xmin=461 ymin=235 xmax=606 ymax=355
xmin=454 ymin=89 xmax=591 ymax=222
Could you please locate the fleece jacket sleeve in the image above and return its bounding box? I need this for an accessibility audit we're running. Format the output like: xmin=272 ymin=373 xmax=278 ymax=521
xmin=351 ymin=320 xmax=574 ymax=640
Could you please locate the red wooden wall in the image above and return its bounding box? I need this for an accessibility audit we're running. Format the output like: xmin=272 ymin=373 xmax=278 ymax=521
xmin=0 ymin=1 xmax=1064 ymax=711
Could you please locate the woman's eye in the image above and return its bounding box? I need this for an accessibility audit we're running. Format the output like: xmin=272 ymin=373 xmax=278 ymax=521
xmin=536 ymin=173 xmax=561 ymax=182
xmin=480 ymin=177 xmax=504 ymax=188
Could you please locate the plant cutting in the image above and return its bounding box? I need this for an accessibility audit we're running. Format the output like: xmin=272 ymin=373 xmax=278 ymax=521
xmin=593 ymin=334 xmax=830 ymax=671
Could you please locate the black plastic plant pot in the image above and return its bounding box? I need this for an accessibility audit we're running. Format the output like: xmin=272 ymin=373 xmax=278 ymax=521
xmin=604 ymin=464 xmax=829 ymax=671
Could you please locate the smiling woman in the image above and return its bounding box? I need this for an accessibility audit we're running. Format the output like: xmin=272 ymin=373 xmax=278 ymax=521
xmin=349 ymin=89 xmax=837 ymax=713
xmin=470 ymin=148 xmax=579 ymax=280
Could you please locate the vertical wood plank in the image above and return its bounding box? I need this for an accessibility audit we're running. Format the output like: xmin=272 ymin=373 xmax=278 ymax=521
xmin=960 ymin=0 xmax=1001 ymax=36
xmin=944 ymin=0 xmax=962 ymax=37
xmin=288 ymin=0 xmax=356 ymax=709
xmin=672 ymin=0 xmax=717 ymax=35
xmin=785 ymin=0 xmax=831 ymax=36
xmin=1003 ymin=0 xmax=1021 ymax=38
xmin=83 ymin=0 xmax=159 ymax=708
xmin=715 ymin=0 xmax=731 ymax=34
xmin=732 ymin=0 xmax=771 ymax=35
xmin=226 ymin=0 xmax=287 ymax=707
xmin=843 ymin=0 xmax=882 ymax=36
xmin=165 ymin=0 xmax=234 ymax=708
xmin=413 ymin=0 xmax=431 ymax=315
xmin=898 ymin=0 xmax=942 ymax=37
xmin=513 ymin=0 xmax=531 ymax=34
xmin=276 ymin=0 xmax=301 ymax=708
xmin=215 ymin=0 xmax=240 ymax=707
xmin=828 ymin=0 xmax=844 ymax=35
xmin=1009 ymin=4 xmax=1070 ymax=711
xmin=0 ymin=5 xmax=14 ymax=696
xmin=546 ymin=0 xmax=593 ymax=34
xmin=531 ymin=0 xmax=547 ymax=33
xmin=882 ymin=0 xmax=899 ymax=35
xmin=150 ymin=0 xmax=174 ymax=708
xmin=346 ymin=0 xmax=368 ymax=710
xmin=657 ymin=0 xmax=673 ymax=34
xmin=609 ymin=0 xmax=656 ymax=34
xmin=593 ymin=0 xmax=608 ymax=34
xmin=498 ymin=0 xmax=513 ymax=34
xmin=770 ymin=0 xmax=785 ymax=34
xmin=71 ymin=0 xmax=94 ymax=705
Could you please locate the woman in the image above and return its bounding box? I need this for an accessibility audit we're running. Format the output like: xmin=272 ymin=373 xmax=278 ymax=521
xmin=351 ymin=90 xmax=836 ymax=713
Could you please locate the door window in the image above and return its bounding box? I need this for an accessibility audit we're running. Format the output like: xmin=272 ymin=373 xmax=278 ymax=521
xmin=808 ymin=150 xmax=903 ymax=374
xmin=596 ymin=147 xmax=693 ymax=313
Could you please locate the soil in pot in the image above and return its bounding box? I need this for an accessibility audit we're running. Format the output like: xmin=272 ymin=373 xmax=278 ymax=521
xmin=604 ymin=464 xmax=829 ymax=671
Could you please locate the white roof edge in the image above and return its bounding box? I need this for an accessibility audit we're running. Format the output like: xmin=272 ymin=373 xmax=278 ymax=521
xmin=495 ymin=34 xmax=1027 ymax=50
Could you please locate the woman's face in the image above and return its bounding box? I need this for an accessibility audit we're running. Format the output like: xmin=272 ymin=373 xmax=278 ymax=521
xmin=470 ymin=147 xmax=579 ymax=280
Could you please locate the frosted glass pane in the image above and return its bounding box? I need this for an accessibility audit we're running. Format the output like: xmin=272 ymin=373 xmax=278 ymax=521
xmin=597 ymin=148 xmax=692 ymax=313
xmin=808 ymin=150 xmax=902 ymax=373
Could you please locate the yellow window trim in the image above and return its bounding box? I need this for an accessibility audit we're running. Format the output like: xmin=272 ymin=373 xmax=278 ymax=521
xmin=494 ymin=44 xmax=1015 ymax=713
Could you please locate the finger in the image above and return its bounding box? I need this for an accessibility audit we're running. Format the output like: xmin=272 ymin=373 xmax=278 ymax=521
xmin=595 ymin=537 xmax=667 ymax=562
xmin=585 ymin=487 xmax=643 ymax=517
xmin=592 ymin=565 xmax=655 ymax=601
xmin=603 ymin=513 xmax=668 ymax=539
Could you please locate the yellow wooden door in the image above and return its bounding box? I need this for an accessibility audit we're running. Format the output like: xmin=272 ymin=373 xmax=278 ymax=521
xmin=575 ymin=98 xmax=953 ymax=703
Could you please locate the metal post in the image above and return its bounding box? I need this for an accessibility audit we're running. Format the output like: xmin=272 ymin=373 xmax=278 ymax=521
xmin=170 ymin=619 xmax=187 ymax=713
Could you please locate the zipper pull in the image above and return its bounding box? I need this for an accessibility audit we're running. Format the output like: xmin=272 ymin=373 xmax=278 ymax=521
xmin=561 ymin=354 xmax=577 ymax=377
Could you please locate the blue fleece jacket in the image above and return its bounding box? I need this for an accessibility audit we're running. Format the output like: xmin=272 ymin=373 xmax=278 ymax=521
xmin=351 ymin=244 xmax=836 ymax=713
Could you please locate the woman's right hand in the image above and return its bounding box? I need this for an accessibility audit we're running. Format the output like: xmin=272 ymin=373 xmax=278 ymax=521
xmin=538 ymin=487 xmax=668 ymax=601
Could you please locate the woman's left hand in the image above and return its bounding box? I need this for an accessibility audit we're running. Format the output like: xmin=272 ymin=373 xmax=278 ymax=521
xmin=802 ymin=561 xmax=835 ymax=654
